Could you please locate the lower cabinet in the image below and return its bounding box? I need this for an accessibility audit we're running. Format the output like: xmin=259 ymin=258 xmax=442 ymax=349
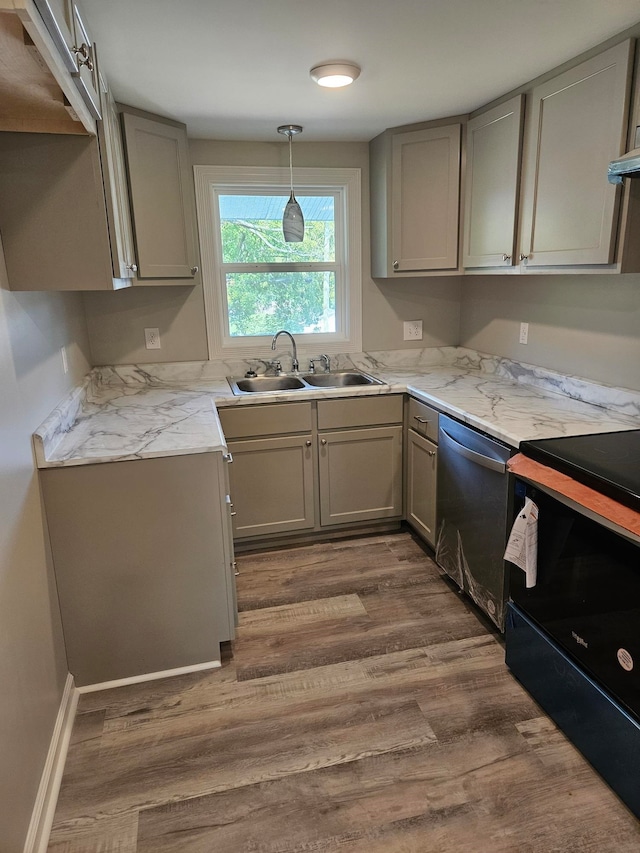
xmin=225 ymin=434 xmax=316 ymax=538
xmin=219 ymin=395 xmax=404 ymax=542
xmin=406 ymin=429 xmax=438 ymax=546
xmin=318 ymin=426 xmax=403 ymax=526
xmin=405 ymin=397 xmax=440 ymax=547
xmin=40 ymin=452 xmax=236 ymax=687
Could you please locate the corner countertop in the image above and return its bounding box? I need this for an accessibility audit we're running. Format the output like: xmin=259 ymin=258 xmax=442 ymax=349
xmin=33 ymin=348 xmax=640 ymax=469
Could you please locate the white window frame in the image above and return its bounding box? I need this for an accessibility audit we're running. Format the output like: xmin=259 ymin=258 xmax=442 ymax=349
xmin=194 ymin=165 xmax=362 ymax=361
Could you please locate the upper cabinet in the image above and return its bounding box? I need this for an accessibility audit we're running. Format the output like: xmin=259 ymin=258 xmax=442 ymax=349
xmin=463 ymin=95 xmax=525 ymax=269
xmin=96 ymin=74 xmax=137 ymax=281
xmin=121 ymin=109 xmax=200 ymax=282
xmin=0 ymin=0 xmax=98 ymax=133
xmin=0 ymin=131 xmax=134 ymax=290
xmin=518 ymin=40 xmax=633 ymax=270
xmin=370 ymin=122 xmax=462 ymax=277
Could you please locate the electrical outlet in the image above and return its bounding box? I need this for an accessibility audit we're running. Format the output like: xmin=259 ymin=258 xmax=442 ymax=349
xmin=403 ymin=320 xmax=423 ymax=341
xmin=144 ymin=327 xmax=161 ymax=350
xmin=519 ymin=322 xmax=529 ymax=345
xmin=60 ymin=346 xmax=68 ymax=374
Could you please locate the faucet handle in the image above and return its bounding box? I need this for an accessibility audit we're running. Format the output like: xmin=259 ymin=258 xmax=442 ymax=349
xmin=267 ymin=360 xmax=282 ymax=375
xmin=320 ymin=354 xmax=331 ymax=372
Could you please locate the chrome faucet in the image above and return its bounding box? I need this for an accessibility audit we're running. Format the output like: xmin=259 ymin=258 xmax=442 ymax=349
xmin=308 ymin=353 xmax=331 ymax=373
xmin=271 ymin=329 xmax=299 ymax=372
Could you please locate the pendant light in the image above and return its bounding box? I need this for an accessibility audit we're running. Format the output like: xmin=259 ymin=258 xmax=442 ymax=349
xmin=278 ymin=124 xmax=304 ymax=242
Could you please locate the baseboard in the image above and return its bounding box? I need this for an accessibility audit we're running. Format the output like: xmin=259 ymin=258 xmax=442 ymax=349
xmin=23 ymin=673 xmax=78 ymax=853
xmin=76 ymin=658 xmax=221 ymax=694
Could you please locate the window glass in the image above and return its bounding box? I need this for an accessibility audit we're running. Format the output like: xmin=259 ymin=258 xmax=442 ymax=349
xmin=219 ymin=195 xmax=335 ymax=264
xmin=226 ymin=271 xmax=336 ymax=337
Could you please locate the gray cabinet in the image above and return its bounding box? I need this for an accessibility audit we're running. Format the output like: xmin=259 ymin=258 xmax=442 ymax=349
xmin=519 ymin=40 xmax=633 ymax=269
xmin=370 ymin=122 xmax=462 ymax=277
xmin=40 ymin=452 xmax=236 ymax=687
xmin=219 ymin=395 xmax=404 ymax=542
xmin=219 ymin=403 xmax=315 ymax=540
xmin=96 ymin=72 xmax=137 ymax=280
xmin=0 ymin=0 xmax=97 ymax=134
xmin=405 ymin=398 xmax=439 ymax=547
xmin=0 ymin=131 xmax=133 ymax=291
xmin=406 ymin=430 xmax=438 ymax=546
xmin=121 ymin=108 xmax=200 ymax=283
xmin=463 ymin=95 xmax=524 ymax=269
xmin=318 ymin=425 xmax=403 ymax=526
xmin=225 ymin=434 xmax=316 ymax=539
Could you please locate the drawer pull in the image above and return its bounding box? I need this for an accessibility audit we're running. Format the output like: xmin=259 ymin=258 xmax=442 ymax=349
xmin=413 ymin=416 xmax=429 ymax=424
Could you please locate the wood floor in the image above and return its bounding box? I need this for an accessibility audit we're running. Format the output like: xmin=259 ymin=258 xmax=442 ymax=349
xmin=47 ymin=531 xmax=640 ymax=852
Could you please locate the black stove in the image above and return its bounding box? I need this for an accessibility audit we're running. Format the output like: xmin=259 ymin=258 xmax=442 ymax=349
xmin=520 ymin=429 xmax=640 ymax=513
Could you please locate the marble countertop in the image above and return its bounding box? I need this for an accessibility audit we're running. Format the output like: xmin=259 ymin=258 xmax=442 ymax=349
xmin=33 ymin=348 xmax=640 ymax=468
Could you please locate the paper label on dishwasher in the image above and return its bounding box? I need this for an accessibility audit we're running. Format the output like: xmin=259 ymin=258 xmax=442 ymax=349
xmin=504 ymin=498 xmax=538 ymax=588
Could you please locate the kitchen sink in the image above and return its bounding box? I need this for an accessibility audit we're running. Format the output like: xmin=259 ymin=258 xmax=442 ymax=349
xmin=229 ymin=375 xmax=306 ymax=394
xmin=227 ymin=370 xmax=384 ymax=395
xmin=301 ymin=371 xmax=383 ymax=388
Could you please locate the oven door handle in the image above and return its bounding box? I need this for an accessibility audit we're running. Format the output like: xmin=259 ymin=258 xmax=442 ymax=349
xmin=440 ymin=428 xmax=507 ymax=474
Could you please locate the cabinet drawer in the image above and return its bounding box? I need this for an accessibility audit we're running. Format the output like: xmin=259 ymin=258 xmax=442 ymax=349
xmin=317 ymin=395 xmax=403 ymax=430
xmin=407 ymin=397 xmax=440 ymax=442
xmin=219 ymin=402 xmax=312 ymax=439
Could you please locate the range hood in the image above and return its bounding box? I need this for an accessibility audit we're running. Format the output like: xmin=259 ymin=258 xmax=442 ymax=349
xmin=608 ymin=126 xmax=640 ymax=184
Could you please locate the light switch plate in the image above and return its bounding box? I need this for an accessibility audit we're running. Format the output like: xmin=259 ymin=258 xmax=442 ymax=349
xmin=519 ymin=322 xmax=529 ymax=345
xmin=403 ymin=320 xmax=423 ymax=341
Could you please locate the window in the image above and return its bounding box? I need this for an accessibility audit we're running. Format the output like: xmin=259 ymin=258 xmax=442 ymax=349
xmin=194 ymin=166 xmax=361 ymax=360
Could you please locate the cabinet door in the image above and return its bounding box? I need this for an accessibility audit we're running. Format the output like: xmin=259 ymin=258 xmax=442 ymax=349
xmin=519 ymin=40 xmax=633 ymax=268
xmin=318 ymin=426 xmax=403 ymax=526
xmin=406 ymin=429 xmax=437 ymax=547
xmin=69 ymin=2 xmax=100 ymax=119
xmin=463 ymin=95 xmax=524 ymax=268
xmin=218 ymin=453 xmax=238 ymax=637
xmin=391 ymin=124 xmax=461 ymax=272
xmin=32 ymin=0 xmax=100 ymax=119
xmin=96 ymin=74 xmax=137 ymax=280
xmin=121 ymin=110 xmax=199 ymax=280
xmin=226 ymin=434 xmax=315 ymax=539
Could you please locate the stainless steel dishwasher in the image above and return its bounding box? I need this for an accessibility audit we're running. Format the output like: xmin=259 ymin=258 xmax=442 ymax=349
xmin=435 ymin=414 xmax=514 ymax=630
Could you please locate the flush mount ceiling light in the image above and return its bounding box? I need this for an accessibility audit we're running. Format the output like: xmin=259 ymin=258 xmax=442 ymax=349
xmin=310 ymin=62 xmax=361 ymax=88
xmin=277 ymin=124 xmax=304 ymax=243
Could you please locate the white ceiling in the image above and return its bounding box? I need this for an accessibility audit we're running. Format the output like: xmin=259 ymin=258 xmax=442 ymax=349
xmin=82 ymin=0 xmax=640 ymax=142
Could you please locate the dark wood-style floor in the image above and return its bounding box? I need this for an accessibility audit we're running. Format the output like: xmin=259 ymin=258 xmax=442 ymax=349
xmin=47 ymin=531 xmax=640 ymax=852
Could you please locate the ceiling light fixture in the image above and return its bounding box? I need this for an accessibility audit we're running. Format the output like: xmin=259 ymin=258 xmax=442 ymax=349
xmin=310 ymin=62 xmax=361 ymax=88
xmin=277 ymin=124 xmax=304 ymax=243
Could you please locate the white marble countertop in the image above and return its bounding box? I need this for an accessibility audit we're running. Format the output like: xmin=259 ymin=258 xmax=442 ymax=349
xmin=33 ymin=348 xmax=640 ymax=468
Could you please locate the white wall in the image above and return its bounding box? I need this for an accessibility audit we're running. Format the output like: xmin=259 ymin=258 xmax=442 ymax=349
xmin=459 ymin=273 xmax=640 ymax=390
xmin=0 ymin=240 xmax=91 ymax=852
xmin=83 ymin=139 xmax=461 ymax=364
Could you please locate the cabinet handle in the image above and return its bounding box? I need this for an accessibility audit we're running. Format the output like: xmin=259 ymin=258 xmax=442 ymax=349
xmin=393 ymin=260 xmax=399 ymax=270
xmin=428 ymin=450 xmax=436 ymax=457
xmin=502 ymin=254 xmax=511 ymax=262
xmin=519 ymin=253 xmax=530 ymax=262
xmin=73 ymin=43 xmax=94 ymax=71
xmin=305 ymin=440 xmax=312 ymax=447
xmin=413 ymin=416 xmax=429 ymax=424
xmin=190 ymin=266 xmax=199 ymax=276
xmin=126 ymin=263 xmax=138 ymax=273
xmin=229 ymin=502 xmax=237 ymax=517
xmin=321 ymin=439 xmax=327 ymax=445
xmin=224 ymin=452 xmax=233 ymax=463
xmin=233 ymin=560 xmax=239 ymax=576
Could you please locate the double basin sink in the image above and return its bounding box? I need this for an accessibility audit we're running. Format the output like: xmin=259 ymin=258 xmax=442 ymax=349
xmin=228 ymin=370 xmax=384 ymax=395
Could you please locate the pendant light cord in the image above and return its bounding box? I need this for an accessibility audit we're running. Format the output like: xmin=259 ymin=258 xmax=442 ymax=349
xmin=288 ymin=132 xmax=295 ymax=198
